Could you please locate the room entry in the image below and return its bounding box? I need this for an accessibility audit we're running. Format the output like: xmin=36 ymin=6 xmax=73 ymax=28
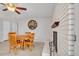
xmin=53 ymin=31 xmax=57 ymax=53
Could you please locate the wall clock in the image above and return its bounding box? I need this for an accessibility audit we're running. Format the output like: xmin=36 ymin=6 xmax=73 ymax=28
xmin=28 ymin=20 xmax=37 ymax=30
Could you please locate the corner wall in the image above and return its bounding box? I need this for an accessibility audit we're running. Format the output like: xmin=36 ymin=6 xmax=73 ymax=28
xmin=51 ymin=3 xmax=75 ymax=56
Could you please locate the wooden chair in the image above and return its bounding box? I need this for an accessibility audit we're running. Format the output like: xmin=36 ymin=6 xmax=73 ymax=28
xmin=30 ymin=32 xmax=34 ymax=47
xmin=16 ymin=39 xmax=23 ymax=49
xmin=16 ymin=35 xmax=24 ymax=49
xmin=8 ymin=32 xmax=17 ymax=54
xmin=24 ymin=32 xmax=34 ymax=48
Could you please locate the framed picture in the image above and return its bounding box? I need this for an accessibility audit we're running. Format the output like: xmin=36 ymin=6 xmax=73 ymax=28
xmin=28 ymin=20 xmax=37 ymax=30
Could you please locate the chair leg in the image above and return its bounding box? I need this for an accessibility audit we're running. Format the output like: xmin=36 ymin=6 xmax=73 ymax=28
xmin=31 ymin=43 xmax=34 ymax=48
xmin=9 ymin=46 xmax=17 ymax=55
xmin=9 ymin=47 xmax=12 ymax=53
xmin=14 ymin=47 xmax=17 ymax=55
xmin=9 ymin=46 xmax=13 ymax=53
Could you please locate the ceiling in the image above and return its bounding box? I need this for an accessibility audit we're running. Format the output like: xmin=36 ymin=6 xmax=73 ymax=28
xmin=0 ymin=3 xmax=55 ymax=22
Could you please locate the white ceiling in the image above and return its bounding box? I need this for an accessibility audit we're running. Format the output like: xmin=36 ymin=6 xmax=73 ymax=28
xmin=0 ymin=3 xmax=55 ymax=22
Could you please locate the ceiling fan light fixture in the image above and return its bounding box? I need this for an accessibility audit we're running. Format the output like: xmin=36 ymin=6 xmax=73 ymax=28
xmin=6 ymin=3 xmax=16 ymax=12
xmin=7 ymin=7 xmax=16 ymax=12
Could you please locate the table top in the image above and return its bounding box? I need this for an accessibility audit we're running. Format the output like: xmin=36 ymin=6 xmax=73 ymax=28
xmin=16 ymin=35 xmax=32 ymax=40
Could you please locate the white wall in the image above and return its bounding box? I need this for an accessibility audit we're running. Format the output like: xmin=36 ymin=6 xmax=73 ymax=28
xmin=0 ymin=17 xmax=52 ymax=43
xmin=74 ymin=3 xmax=79 ymax=56
xmin=10 ymin=22 xmax=18 ymax=32
xmin=2 ymin=21 xmax=11 ymax=41
xmin=0 ymin=20 xmax=18 ymax=42
xmin=18 ymin=18 xmax=52 ymax=42
xmin=0 ymin=20 xmax=3 ymax=42
xmin=51 ymin=3 xmax=75 ymax=56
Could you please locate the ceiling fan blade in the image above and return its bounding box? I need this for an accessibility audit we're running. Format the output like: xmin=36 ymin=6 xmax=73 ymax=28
xmin=2 ymin=8 xmax=8 ymax=11
xmin=16 ymin=7 xmax=27 ymax=10
xmin=15 ymin=9 xmax=21 ymax=14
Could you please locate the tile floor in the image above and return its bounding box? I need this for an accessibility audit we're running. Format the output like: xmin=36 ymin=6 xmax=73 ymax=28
xmin=0 ymin=41 xmax=44 ymax=56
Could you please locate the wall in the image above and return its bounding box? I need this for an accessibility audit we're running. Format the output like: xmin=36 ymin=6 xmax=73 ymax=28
xmin=18 ymin=18 xmax=52 ymax=43
xmin=10 ymin=22 xmax=18 ymax=32
xmin=0 ymin=20 xmax=3 ymax=42
xmin=0 ymin=17 xmax=52 ymax=43
xmin=51 ymin=3 xmax=75 ymax=56
xmin=0 ymin=20 xmax=18 ymax=42
xmin=2 ymin=21 xmax=11 ymax=41
xmin=74 ymin=3 xmax=79 ymax=56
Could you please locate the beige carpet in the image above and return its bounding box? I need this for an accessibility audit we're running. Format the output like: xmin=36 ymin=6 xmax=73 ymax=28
xmin=0 ymin=41 xmax=44 ymax=56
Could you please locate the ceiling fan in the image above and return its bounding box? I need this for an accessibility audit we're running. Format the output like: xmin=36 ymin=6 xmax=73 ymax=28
xmin=0 ymin=3 xmax=27 ymax=14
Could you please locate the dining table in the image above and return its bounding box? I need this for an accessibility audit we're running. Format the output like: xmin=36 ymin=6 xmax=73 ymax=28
xmin=16 ymin=34 xmax=32 ymax=50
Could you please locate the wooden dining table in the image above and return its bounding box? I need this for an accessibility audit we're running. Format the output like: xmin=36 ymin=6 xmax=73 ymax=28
xmin=8 ymin=32 xmax=34 ymax=54
xmin=16 ymin=34 xmax=33 ymax=50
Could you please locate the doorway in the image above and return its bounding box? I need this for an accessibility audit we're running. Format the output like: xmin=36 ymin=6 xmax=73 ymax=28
xmin=53 ymin=31 xmax=57 ymax=53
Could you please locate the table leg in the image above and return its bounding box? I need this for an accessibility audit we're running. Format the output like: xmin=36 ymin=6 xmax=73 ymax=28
xmin=22 ymin=41 xmax=24 ymax=50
